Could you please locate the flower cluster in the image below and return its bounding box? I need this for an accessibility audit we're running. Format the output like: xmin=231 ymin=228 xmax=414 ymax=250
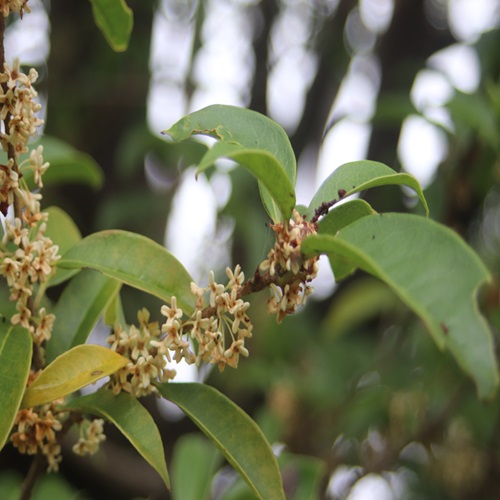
xmin=260 ymin=210 xmax=319 ymax=323
xmin=106 ymin=308 xmax=177 ymax=397
xmin=106 ymin=267 xmax=253 ymax=396
xmin=1 ymin=218 xmax=59 ymax=343
xmin=72 ymin=418 xmax=106 ymax=456
xmin=0 ymin=55 xmax=59 ymax=346
xmin=164 ymin=265 xmax=252 ymax=371
xmin=10 ymin=404 xmax=64 ymax=472
xmin=0 ymin=58 xmax=42 ymax=155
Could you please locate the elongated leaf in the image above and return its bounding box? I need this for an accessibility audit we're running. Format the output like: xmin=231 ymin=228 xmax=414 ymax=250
xmin=0 ymin=324 xmax=31 ymax=451
xmin=64 ymin=389 xmax=170 ymax=489
xmin=57 ymin=230 xmax=195 ymax=313
xmin=159 ymin=382 xmax=285 ymax=499
xmin=163 ymin=105 xmax=297 ymax=223
xmin=302 ymin=213 xmax=498 ymax=399
xmin=90 ymin=0 xmax=133 ymax=52
xmin=44 ymin=206 xmax=82 ymax=287
xmin=171 ymin=434 xmax=221 ymax=500
xmin=19 ymin=136 xmax=104 ymax=190
xmin=307 ymin=161 xmax=428 ymax=219
xmin=46 ymin=270 xmax=122 ymax=363
xmin=21 ymin=345 xmax=128 ymax=408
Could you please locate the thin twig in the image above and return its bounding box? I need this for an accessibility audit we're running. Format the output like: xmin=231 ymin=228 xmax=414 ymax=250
xmin=20 ymin=454 xmax=46 ymax=500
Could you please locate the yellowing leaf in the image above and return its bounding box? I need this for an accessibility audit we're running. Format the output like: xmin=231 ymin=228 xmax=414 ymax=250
xmin=21 ymin=345 xmax=128 ymax=408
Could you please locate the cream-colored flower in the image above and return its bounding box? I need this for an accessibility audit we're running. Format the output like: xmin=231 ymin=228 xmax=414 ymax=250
xmin=160 ymin=296 xmax=183 ymax=327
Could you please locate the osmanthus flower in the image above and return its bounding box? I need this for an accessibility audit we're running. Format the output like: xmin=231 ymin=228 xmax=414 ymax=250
xmin=0 ymin=58 xmax=43 ymax=154
xmin=10 ymin=404 xmax=65 ymax=472
xmin=72 ymin=419 xmax=106 ymax=456
xmin=0 ymin=159 xmax=19 ymax=210
xmin=26 ymin=145 xmax=49 ymax=188
xmin=32 ymin=307 xmax=56 ymax=345
xmin=160 ymin=296 xmax=183 ymax=327
xmin=208 ymin=270 xmax=225 ymax=307
xmin=106 ymin=309 xmax=177 ymax=397
xmin=224 ymin=339 xmax=249 ymax=369
xmin=260 ymin=210 xmax=320 ymax=323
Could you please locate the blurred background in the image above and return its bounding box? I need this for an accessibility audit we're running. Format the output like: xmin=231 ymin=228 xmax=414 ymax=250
xmin=1 ymin=0 xmax=500 ymax=498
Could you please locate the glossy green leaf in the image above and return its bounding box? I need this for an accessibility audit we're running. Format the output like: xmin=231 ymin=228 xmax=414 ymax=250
xmin=317 ymin=199 xmax=376 ymax=234
xmin=57 ymin=230 xmax=195 ymax=313
xmin=21 ymin=345 xmax=128 ymax=408
xmin=159 ymin=382 xmax=285 ymax=499
xmin=317 ymin=200 xmax=377 ymax=279
xmin=89 ymin=0 xmax=133 ymax=52
xmin=44 ymin=206 xmax=82 ymax=287
xmin=64 ymin=389 xmax=169 ymax=488
xmin=163 ymin=105 xmax=297 ymax=222
xmin=0 ymin=324 xmax=31 ymax=451
xmin=307 ymin=161 xmax=428 ymax=219
xmin=171 ymin=434 xmax=221 ymax=500
xmin=302 ymin=213 xmax=498 ymax=399
xmin=46 ymin=270 xmax=122 ymax=363
xmin=19 ymin=136 xmax=103 ymax=190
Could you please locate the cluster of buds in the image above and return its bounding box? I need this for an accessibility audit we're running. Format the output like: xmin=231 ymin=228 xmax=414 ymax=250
xmin=10 ymin=402 xmax=65 ymax=472
xmin=260 ymin=210 xmax=319 ymax=323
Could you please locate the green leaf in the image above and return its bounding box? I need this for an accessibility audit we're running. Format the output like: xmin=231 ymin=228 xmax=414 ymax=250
xmin=307 ymin=161 xmax=428 ymax=219
xmin=19 ymin=136 xmax=104 ymax=190
xmin=159 ymin=382 xmax=285 ymax=499
xmin=44 ymin=206 xmax=82 ymax=287
xmin=163 ymin=104 xmax=297 ymax=223
xmin=89 ymin=0 xmax=133 ymax=52
xmin=0 ymin=324 xmax=31 ymax=451
xmin=195 ymin=141 xmax=295 ymax=222
xmin=171 ymin=434 xmax=221 ymax=500
xmin=57 ymin=230 xmax=195 ymax=313
xmin=104 ymin=290 xmax=126 ymax=328
xmin=302 ymin=213 xmax=498 ymax=399
xmin=317 ymin=200 xmax=377 ymax=279
xmin=63 ymin=389 xmax=170 ymax=489
xmin=46 ymin=269 xmax=122 ymax=363
xmin=318 ymin=199 xmax=376 ymax=234
xmin=21 ymin=345 xmax=128 ymax=408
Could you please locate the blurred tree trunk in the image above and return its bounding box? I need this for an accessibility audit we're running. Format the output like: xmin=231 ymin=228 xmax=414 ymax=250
xmin=45 ymin=0 xmax=153 ymax=233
